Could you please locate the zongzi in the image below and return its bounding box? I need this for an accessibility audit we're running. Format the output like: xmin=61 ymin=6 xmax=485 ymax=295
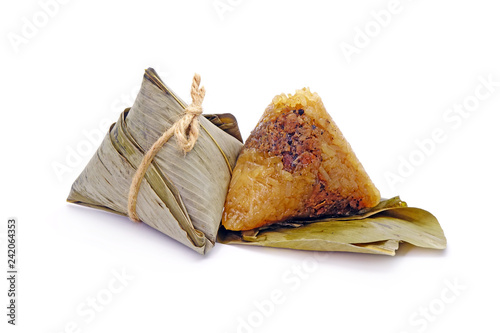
xmin=219 ymin=88 xmax=446 ymax=256
xmin=68 ymin=68 xmax=243 ymax=254
xmin=222 ymin=88 xmax=380 ymax=231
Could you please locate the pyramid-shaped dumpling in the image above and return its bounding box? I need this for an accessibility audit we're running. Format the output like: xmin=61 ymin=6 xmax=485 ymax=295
xmin=67 ymin=68 xmax=243 ymax=254
xmin=222 ymin=88 xmax=380 ymax=231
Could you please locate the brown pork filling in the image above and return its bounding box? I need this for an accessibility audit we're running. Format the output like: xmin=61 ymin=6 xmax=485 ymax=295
xmin=245 ymin=109 xmax=361 ymax=218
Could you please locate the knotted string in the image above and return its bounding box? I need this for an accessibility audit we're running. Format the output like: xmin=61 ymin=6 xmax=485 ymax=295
xmin=127 ymin=74 xmax=205 ymax=222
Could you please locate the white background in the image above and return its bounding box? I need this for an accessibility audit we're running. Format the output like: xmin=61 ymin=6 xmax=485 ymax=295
xmin=1 ymin=0 xmax=499 ymax=332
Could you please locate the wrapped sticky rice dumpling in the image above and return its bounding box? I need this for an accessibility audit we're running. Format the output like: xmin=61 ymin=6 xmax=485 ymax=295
xmin=220 ymin=88 xmax=446 ymax=255
xmin=68 ymin=68 xmax=243 ymax=254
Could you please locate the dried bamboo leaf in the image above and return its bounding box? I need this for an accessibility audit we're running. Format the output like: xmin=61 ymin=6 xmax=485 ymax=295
xmin=260 ymin=196 xmax=407 ymax=231
xmin=204 ymin=113 xmax=243 ymax=143
xmin=109 ymin=110 xmax=204 ymax=247
xmin=218 ymin=198 xmax=446 ymax=256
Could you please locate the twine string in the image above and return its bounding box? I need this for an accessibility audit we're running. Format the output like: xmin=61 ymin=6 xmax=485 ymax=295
xmin=127 ymin=74 xmax=205 ymax=222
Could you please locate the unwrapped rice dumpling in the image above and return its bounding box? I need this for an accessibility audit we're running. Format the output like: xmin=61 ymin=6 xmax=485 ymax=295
xmin=219 ymin=87 xmax=446 ymax=256
xmin=222 ymin=88 xmax=380 ymax=231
